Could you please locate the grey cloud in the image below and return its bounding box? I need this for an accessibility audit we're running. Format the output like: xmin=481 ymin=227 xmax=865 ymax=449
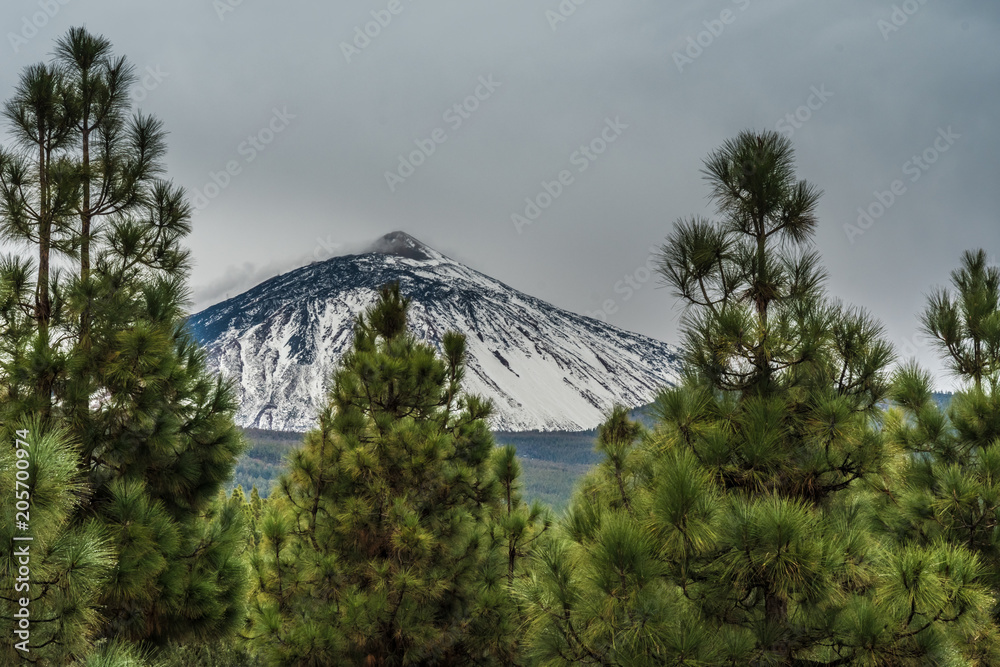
xmin=0 ymin=0 xmax=996 ymax=389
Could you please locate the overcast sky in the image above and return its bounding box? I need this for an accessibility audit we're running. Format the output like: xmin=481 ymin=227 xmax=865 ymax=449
xmin=2 ymin=0 xmax=997 ymax=389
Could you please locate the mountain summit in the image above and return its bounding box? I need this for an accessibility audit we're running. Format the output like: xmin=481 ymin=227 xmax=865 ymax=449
xmin=188 ymin=233 xmax=681 ymax=432
xmin=366 ymin=231 xmax=437 ymax=260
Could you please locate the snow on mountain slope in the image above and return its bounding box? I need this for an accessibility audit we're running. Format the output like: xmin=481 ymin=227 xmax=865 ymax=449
xmin=187 ymin=232 xmax=683 ymax=432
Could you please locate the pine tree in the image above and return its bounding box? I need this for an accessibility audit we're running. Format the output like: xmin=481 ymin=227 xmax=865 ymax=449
xmin=521 ymin=131 xmax=996 ymax=665
xmin=480 ymin=445 xmax=550 ymax=660
xmin=76 ymin=638 xmax=158 ymax=667
xmin=0 ymin=60 xmax=76 ymax=413
xmin=54 ymin=26 xmax=151 ymax=286
xmin=921 ymin=249 xmax=1000 ymax=392
xmin=0 ymin=27 xmax=248 ymax=657
xmin=869 ymin=250 xmax=1000 ymax=661
xmin=249 ymin=283 xmax=539 ymax=666
xmin=0 ymin=419 xmax=115 ymax=664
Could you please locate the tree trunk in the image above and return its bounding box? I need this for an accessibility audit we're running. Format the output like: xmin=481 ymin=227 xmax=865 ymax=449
xmin=36 ymin=134 xmax=50 ymax=334
xmin=36 ymin=133 xmax=53 ymax=415
xmin=81 ymin=121 xmax=91 ymax=281
xmin=765 ymin=590 xmax=791 ymax=663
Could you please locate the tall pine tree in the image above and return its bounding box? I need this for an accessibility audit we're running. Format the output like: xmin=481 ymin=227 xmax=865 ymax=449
xmin=249 ymin=283 xmax=542 ymax=666
xmin=0 ymin=27 xmax=247 ymax=660
xmin=870 ymin=249 xmax=1000 ymax=662
xmin=921 ymin=248 xmax=1000 ymax=392
xmin=521 ymin=131 xmax=996 ymax=665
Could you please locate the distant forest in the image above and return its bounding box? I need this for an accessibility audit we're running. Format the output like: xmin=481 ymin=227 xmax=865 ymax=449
xmin=236 ymin=428 xmax=602 ymax=510
xmin=235 ymin=393 xmax=955 ymax=510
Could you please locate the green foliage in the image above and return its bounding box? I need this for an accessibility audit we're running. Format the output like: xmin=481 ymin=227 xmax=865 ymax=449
xmin=520 ymin=132 xmax=996 ymax=665
xmin=0 ymin=26 xmax=247 ymax=662
xmin=0 ymin=419 xmax=115 ymax=664
xmin=229 ymin=429 xmax=302 ymax=495
xmin=153 ymin=637 xmax=265 ymax=667
xmin=922 ymin=249 xmax=1000 ymax=391
xmin=237 ymin=427 xmax=599 ymax=511
xmin=493 ymin=430 xmax=599 ymax=510
xmin=524 ymin=409 xmax=997 ymax=665
xmin=872 ymin=254 xmax=1000 ymax=648
xmin=74 ymin=639 xmax=158 ymax=667
xmin=249 ymin=283 xmax=545 ymax=665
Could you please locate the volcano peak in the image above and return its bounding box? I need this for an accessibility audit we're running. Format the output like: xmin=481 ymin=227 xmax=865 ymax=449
xmin=367 ymin=231 xmax=434 ymax=260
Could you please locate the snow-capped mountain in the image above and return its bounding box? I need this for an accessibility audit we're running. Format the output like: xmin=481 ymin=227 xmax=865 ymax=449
xmin=188 ymin=232 xmax=683 ymax=432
